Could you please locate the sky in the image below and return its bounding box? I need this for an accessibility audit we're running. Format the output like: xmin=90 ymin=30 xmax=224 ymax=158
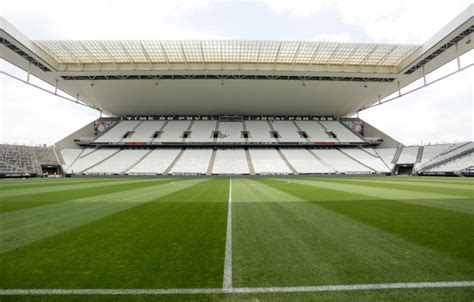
xmin=0 ymin=0 xmax=472 ymax=146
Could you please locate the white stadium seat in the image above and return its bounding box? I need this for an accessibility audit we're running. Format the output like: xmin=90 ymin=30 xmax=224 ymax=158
xmin=171 ymin=149 xmax=213 ymax=174
xmin=341 ymin=148 xmax=390 ymax=173
xmin=245 ymin=121 xmax=275 ymax=143
xmin=86 ymin=149 xmax=148 ymax=174
xmin=185 ymin=121 xmax=217 ymax=143
xmin=122 ymin=121 xmax=166 ymax=142
xmin=271 ymin=121 xmax=307 ymax=142
xmin=212 ymin=149 xmax=249 ymax=174
xmin=319 ymin=121 xmax=364 ymax=143
xmin=249 ymin=149 xmax=292 ymax=175
xmin=216 ymin=122 xmax=245 ymax=143
xmin=128 ymin=149 xmax=181 ymax=175
xmin=295 ymin=121 xmax=337 ymax=143
xmin=94 ymin=121 xmax=141 ymax=143
xmin=397 ymin=146 xmax=419 ymax=164
xmin=67 ymin=149 xmax=119 ymax=174
xmin=280 ymin=148 xmax=334 ymax=174
xmin=155 ymin=121 xmax=191 ymax=143
xmin=311 ymin=149 xmax=372 ymax=173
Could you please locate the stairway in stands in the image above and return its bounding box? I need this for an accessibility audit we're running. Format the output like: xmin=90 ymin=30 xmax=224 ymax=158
xmin=244 ymin=148 xmax=255 ymax=175
xmin=163 ymin=148 xmax=185 ymax=175
xmin=207 ymin=149 xmax=217 ymax=175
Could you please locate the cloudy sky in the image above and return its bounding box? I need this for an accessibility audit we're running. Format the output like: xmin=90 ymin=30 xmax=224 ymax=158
xmin=1 ymin=0 xmax=472 ymax=145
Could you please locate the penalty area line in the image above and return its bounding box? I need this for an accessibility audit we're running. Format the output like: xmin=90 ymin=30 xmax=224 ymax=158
xmin=1 ymin=281 xmax=473 ymax=295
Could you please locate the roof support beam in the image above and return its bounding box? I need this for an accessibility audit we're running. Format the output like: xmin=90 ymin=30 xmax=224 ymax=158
xmin=179 ymin=41 xmax=188 ymax=70
xmin=290 ymin=42 xmax=302 ymax=71
xmin=199 ymin=41 xmax=207 ymax=70
xmin=139 ymin=41 xmax=153 ymax=68
xmin=273 ymin=42 xmax=282 ymax=71
xmin=256 ymin=43 xmax=262 ymax=69
xmin=158 ymin=41 xmax=171 ymax=69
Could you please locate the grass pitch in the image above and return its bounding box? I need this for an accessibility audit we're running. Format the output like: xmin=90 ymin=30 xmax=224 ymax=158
xmin=0 ymin=176 xmax=473 ymax=301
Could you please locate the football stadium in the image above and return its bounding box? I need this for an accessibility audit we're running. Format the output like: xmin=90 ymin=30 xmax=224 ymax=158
xmin=0 ymin=2 xmax=473 ymax=301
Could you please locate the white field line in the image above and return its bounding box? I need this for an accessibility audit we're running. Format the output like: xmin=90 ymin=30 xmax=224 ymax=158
xmin=223 ymin=178 xmax=233 ymax=289
xmin=1 ymin=281 xmax=473 ymax=295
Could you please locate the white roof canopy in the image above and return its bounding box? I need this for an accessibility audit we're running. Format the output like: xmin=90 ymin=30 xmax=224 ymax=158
xmin=1 ymin=5 xmax=472 ymax=116
xmin=35 ymin=40 xmax=418 ymax=67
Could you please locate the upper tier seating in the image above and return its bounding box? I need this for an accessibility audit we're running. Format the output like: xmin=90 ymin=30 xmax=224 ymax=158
xmin=271 ymin=121 xmax=307 ymax=142
xmin=249 ymin=149 xmax=292 ymax=174
xmin=311 ymin=149 xmax=372 ymax=173
xmin=122 ymin=121 xmax=166 ymax=142
xmin=185 ymin=121 xmax=217 ymax=143
xmin=216 ymin=122 xmax=245 ymax=143
xmin=245 ymin=121 xmax=275 ymax=143
xmin=94 ymin=121 xmax=140 ymax=142
xmin=295 ymin=121 xmax=337 ymax=143
xmin=128 ymin=149 xmax=181 ymax=174
xmin=212 ymin=149 xmax=249 ymax=174
xmin=89 ymin=120 xmax=364 ymax=144
xmin=319 ymin=121 xmax=364 ymax=142
xmin=280 ymin=148 xmax=333 ymax=174
xmin=171 ymin=149 xmax=213 ymax=174
xmin=155 ymin=121 xmax=191 ymax=143
xmin=86 ymin=149 xmax=148 ymax=174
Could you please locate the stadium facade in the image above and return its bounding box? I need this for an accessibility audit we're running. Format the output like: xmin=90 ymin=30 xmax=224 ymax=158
xmin=0 ymin=6 xmax=473 ymax=177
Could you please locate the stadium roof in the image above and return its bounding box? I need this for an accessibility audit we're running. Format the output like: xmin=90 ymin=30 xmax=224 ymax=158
xmin=35 ymin=40 xmax=418 ymax=67
xmin=0 ymin=5 xmax=473 ymax=117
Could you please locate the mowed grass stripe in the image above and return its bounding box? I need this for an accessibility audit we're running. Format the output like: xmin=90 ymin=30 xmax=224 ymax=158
xmin=264 ymin=178 xmax=474 ymax=262
xmin=333 ymin=177 xmax=474 ymax=191
xmin=0 ymin=179 xmax=228 ymax=289
xmin=0 ymin=178 xmax=123 ymax=190
xmin=0 ymin=179 xmax=175 ymax=214
xmin=0 ymin=178 xmax=162 ymax=199
xmin=232 ymin=179 xmax=473 ymax=288
xmin=0 ymin=179 xmax=182 ymax=224
xmin=0 ymin=179 xmax=207 ymax=254
xmin=284 ymin=178 xmax=472 ymax=214
xmin=317 ymin=178 xmax=473 ymax=198
xmin=367 ymin=176 xmax=473 ymax=185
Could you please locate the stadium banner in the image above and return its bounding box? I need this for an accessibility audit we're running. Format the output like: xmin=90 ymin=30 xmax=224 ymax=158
xmin=94 ymin=120 xmax=118 ymax=135
xmin=341 ymin=120 xmax=365 ymax=136
xmin=96 ymin=115 xmax=336 ymax=122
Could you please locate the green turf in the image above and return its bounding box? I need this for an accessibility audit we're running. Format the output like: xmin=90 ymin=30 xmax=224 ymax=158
xmin=0 ymin=176 xmax=473 ymax=301
xmin=0 ymin=178 xmax=174 ymax=213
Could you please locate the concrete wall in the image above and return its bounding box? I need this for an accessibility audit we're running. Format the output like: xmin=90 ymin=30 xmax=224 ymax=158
xmin=361 ymin=119 xmax=402 ymax=148
xmin=54 ymin=119 xmax=97 ymax=149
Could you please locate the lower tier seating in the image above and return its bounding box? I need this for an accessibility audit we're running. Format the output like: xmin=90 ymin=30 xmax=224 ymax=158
xmin=212 ymin=149 xmax=249 ymax=174
xmin=248 ymin=149 xmax=292 ymax=175
xmin=170 ymin=149 xmax=213 ymax=175
xmin=5 ymin=144 xmax=471 ymax=176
